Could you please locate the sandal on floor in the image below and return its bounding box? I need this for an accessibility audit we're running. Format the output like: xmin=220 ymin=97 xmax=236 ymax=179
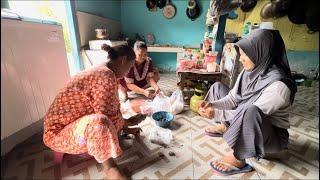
xmin=204 ymin=126 xmax=224 ymax=137
xmin=209 ymin=161 xmax=253 ymax=176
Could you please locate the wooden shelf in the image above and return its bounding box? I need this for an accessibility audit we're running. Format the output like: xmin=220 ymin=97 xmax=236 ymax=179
xmin=147 ymin=46 xmax=184 ymax=53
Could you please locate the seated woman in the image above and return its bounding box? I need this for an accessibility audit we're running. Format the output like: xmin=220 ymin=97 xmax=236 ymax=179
xmin=119 ymin=41 xmax=160 ymax=100
xmin=43 ymin=44 xmax=142 ymax=179
xmin=198 ymin=29 xmax=297 ymax=175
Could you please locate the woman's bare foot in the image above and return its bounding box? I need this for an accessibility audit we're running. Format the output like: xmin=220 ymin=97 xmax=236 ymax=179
xmin=104 ymin=167 xmax=126 ymax=180
xmin=103 ymin=159 xmax=127 ymax=180
xmin=211 ymin=154 xmax=245 ymax=172
xmin=205 ymin=123 xmax=227 ymax=134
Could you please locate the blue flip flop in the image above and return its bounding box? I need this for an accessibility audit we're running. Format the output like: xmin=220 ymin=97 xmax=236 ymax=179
xmin=209 ymin=161 xmax=253 ymax=176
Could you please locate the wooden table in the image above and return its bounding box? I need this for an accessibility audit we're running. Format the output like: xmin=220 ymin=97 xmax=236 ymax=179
xmin=177 ymin=71 xmax=223 ymax=103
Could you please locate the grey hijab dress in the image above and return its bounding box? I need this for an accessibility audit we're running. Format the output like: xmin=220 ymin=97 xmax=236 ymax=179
xmin=205 ymin=29 xmax=297 ymax=160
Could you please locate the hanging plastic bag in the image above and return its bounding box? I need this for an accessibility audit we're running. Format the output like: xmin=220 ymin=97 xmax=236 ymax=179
xmin=170 ymin=89 xmax=184 ymax=115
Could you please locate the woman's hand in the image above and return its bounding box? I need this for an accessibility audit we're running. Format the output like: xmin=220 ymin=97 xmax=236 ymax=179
xmin=144 ymin=90 xmax=156 ymax=98
xmin=154 ymin=86 xmax=160 ymax=95
xmin=198 ymin=101 xmax=215 ymax=119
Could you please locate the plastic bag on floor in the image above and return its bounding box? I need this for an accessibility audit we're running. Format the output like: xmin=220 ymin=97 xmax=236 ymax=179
xmin=120 ymin=100 xmax=137 ymax=119
xmin=152 ymin=92 xmax=172 ymax=113
xmin=148 ymin=126 xmax=173 ymax=145
xmin=140 ymin=100 xmax=154 ymax=116
xmin=169 ymin=89 xmax=184 ymax=115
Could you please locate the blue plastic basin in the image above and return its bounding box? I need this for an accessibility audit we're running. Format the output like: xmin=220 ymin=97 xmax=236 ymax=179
xmin=152 ymin=111 xmax=174 ymax=128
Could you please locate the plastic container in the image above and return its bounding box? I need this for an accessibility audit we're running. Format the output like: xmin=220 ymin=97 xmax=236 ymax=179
xmin=152 ymin=111 xmax=174 ymax=128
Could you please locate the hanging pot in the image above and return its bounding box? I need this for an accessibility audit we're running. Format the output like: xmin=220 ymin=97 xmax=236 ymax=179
xmin=260 ymin=2 xmax=277 ymax=19
xmin=157 ymin=0 xmax=167 ymax=9
xmin=240 ymin=0 xmax=257 ymax=12
xmin=272 ymin=0 xmax=292 ymax=18
xmin=146 ymin=0 xmax=157 ymax=11
xmin=305 ymin=3 xmax=319 ymax=32
xmin=288 ymin=0 xmax=306 ymax=24
xmin=186 ymin=0 xmax=201 ymax=21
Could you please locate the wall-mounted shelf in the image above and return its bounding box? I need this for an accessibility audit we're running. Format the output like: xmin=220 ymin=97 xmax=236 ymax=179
xmin=147 ymin=46 xmax=184 ymax=53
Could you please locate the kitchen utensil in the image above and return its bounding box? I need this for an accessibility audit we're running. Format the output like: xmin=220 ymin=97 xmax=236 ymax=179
xmin=147 ymin=0 xmax=157 ymax=11
xmin=163 ymin=0 xmax=176 ymax=19
xmin=240 ymin=0 xmax=257 ymax=12
xmin=186 ymin=0 xmax=200 ymax=21
xmin=95 ymin=28 xmax=108 ymax=40
xmin=260 ymin=2 xmax=277 ymax=19
xmin=288 ymin=0 xmax=305 ymax=24
xmin=157 ymin=0 xmax=167 ymax=9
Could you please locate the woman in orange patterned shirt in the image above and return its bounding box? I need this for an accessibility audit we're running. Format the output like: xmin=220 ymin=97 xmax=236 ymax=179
xmin=43 ymin=44 xmax=139 ymax=179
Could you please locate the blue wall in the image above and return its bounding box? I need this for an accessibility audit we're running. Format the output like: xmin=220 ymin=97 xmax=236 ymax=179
xmin=287 ymin=51 xmax=319 ymax=75
xmin=121 ymin=0 xmax=210 ymax=72
xmin=76 ymin=0 xmax=121 ymax=21
xmin=120 ymin=0 xmax=318 ymax=73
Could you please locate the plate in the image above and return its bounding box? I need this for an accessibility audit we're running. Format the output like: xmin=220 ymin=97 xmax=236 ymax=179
xmin=163 ymin=4 xmax=176 ymax=19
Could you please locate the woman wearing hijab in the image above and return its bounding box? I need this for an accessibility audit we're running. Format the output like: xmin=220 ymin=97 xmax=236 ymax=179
xmin=198 ymin=29 xmax=297 ymax=175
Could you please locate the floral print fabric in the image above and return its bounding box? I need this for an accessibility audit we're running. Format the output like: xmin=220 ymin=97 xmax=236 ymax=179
xmin=43 ymin=66 xmax=124 ymax=163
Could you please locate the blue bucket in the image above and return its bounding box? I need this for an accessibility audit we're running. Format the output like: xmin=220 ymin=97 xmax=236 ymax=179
xmin=152 ymin=111 xmax=174 ymax=128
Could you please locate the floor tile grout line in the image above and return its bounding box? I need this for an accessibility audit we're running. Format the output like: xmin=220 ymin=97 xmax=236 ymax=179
xmin=248 ymin=158 xmax=262 ymax=180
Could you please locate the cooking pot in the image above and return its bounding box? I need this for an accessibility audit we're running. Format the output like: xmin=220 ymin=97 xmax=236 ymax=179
xmin=272 ymin=0 xmax=292 ymax=18
xmin=146 ymin=0 xmax=157 ymax=11
xmin=288 ymin=0 xmax=305 ymax=24
xmin=260 ymin=2 xmax=276 ymax=19
xmin=240 ymin=0 xmax=257 ymax=12
xmin=157 ymin=0 xmax=166 ymax=9
xmin=186 ymin=0 xmax=201 ymax=21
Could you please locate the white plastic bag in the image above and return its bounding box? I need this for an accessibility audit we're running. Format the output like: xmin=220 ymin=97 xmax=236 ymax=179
xmin=120 ymin=100 xmax=137 ymax=119
xmin=170 ymin=90 xmax=184 ymax=115
xmin=152 ymin=92 xmax=171 ymax=113
xmin=148 ymin=126 xmax=173 ymax=145
xmin=140 ymin=100 xmax=154 ymax=116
